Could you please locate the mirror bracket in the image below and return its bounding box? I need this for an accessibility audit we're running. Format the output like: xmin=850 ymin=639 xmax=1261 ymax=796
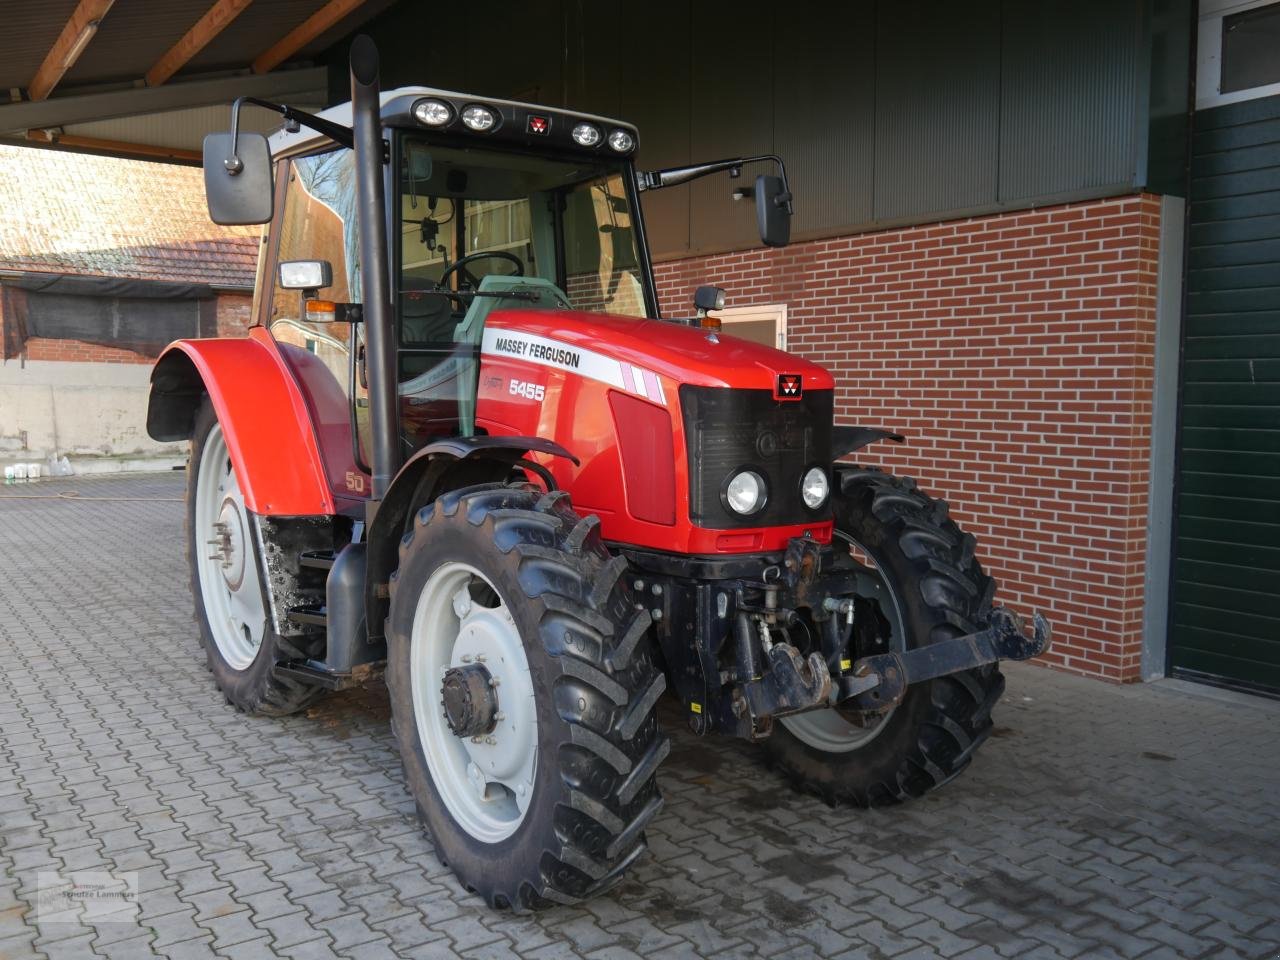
xmin=637 ymin=154 xmax=792 ymax=213
xmin=221 ymin=95 xmax=368 ymax=175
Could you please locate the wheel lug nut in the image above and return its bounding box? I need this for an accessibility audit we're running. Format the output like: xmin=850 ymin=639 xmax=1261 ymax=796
xmin=484 ymin=736 xmax=496 ymax=745
xmin=461 ymin=654 xmax=472 ymax=664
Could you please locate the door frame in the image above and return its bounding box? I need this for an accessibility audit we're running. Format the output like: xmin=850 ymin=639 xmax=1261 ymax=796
xmin=709 ymin=303 xmax=788 ymax=350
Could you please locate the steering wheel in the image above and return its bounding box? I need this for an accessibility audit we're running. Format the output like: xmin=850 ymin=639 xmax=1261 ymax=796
xmin=437 ymin=251 xmax=524 ymax=290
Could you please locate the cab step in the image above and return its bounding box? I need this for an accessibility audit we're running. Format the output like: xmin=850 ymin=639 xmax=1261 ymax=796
xmin=286 ymin=604 xmax=327 ymax=628
xmin=299 ymin=550 xmax=337 ymax=571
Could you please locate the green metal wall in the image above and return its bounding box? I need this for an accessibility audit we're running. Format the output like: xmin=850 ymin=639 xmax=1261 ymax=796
xmin=1172 ymin=93 xmax=1280 ymax=694
xmin=324 ymin=0 xmax=1188 ymax=260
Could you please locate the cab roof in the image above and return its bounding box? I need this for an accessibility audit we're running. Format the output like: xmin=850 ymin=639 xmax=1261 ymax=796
xmin=269 ymin=86 xmax=639 ymax=159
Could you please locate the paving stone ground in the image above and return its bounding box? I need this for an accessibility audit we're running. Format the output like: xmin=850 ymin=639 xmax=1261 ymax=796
xmin=1 ymin=473 xmax=1278 ymax=960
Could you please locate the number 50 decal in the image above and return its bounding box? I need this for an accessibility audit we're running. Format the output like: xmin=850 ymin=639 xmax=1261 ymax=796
xmin=509 ymin=379 xmax=545 ymax=401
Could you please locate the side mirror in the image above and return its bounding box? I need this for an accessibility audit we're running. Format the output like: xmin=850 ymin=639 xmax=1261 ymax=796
xmin=755 ymin=174 xmax=792 ymax=248
xmin=202 ymin=131 xmax=273 ymax=225
xmin=279 ymin=260 xmax=333 ymax=290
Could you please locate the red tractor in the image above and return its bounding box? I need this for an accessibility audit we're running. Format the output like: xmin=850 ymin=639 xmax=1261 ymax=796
xmin=148 ymin=38 xmax=1048 ymax=910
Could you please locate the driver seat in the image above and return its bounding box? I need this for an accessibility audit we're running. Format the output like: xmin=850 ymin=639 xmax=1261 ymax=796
xmin=400 ymin=275 xmax=455 ymax=343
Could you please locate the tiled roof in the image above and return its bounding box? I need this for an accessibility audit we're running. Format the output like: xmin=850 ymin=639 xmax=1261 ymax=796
xmin=0 ymin=145 xmax=260 ymax=288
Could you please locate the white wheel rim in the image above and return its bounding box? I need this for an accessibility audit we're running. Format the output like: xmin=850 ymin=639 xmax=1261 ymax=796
xmin=781 ymin=530 xmax=904 ymax=753
xmin=194 ymin=422 xmax=267 ymax=671
xmin=410 ymin=561 xmax=538 ymax=844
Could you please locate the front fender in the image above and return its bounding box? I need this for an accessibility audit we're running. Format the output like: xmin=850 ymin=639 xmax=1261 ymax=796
xmin=147 ymin=329 xmax=335 ymax=516
xmin=362 ymin=435 xmax=578 ymax=646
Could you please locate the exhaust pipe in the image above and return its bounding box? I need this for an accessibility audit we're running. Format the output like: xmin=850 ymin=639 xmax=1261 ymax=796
xmin=349 ymin=35 xmax=396 ymax=499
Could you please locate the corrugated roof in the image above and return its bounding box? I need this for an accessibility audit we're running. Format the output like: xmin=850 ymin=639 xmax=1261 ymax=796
xmin=0 ymin=145 xmax=258 ymax=288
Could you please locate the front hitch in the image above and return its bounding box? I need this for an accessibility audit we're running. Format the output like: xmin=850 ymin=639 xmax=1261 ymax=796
xmin=843 ymin=606 xmax=1051 ymax=714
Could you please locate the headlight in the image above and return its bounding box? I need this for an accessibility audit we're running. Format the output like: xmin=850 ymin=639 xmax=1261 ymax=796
xmin=725 ymin=470 xmax=767 ymax=516
xmin=413 ymin=99 xmax=452 ymax=126
xmin=572 ymin=122 xmax=601 ymax=146
xmin=607 ymin=129 xmax=634 ymax=152
xmin=801 ymin=467 xmax=829 ymax=509
xmin=461 ymin=104 xmax=496 ymax=131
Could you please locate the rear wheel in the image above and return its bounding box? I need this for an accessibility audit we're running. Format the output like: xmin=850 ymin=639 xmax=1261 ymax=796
xmin=386 ymin=483 xmax=668 ymax=909
xmin=187 ymin=399 xmax=324 ymax=716
xmin=765 ymin=467 xmax=1005 ymax=806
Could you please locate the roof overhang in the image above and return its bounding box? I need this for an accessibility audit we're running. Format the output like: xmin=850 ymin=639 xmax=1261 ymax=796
xmin=0 ymin=0 xmax=393 ymax=164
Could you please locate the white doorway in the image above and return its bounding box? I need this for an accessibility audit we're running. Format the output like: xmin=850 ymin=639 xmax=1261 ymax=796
xmin=710 ymin=303 xmax=788 ymax=351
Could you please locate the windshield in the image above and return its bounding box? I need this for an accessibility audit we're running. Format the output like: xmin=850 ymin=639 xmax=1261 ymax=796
xmin=398 ymin=137 xmax=651 ymax=318
xmin=393 ymin=135 xmax=653 ymax=445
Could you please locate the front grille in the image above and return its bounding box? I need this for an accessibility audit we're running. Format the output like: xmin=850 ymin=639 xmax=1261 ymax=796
xmin=680 ymin=386 xmax=833 ymax=529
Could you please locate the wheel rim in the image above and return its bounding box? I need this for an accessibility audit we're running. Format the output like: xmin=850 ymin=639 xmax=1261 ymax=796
xmin=781 ymin=529 xmax=907 ymax=753
xmin=410 ymin=561 xmax=538 ymax=844
xmin=194 ymin=422 xmax=266 ymax=671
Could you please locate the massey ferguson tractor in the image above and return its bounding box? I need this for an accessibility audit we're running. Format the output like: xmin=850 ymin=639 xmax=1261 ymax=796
xmin=147 ymin=38 xmax=1049 ymax=910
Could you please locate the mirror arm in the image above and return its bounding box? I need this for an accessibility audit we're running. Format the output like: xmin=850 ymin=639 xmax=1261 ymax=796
xmin=638 ymin=154 xmax=793 ymax=213
xmin=223 ymin=96 xmax=361 ymax=175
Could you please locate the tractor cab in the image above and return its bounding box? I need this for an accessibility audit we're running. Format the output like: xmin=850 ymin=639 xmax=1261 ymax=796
xmin=223 ymin=88 xmax=663 ymax=498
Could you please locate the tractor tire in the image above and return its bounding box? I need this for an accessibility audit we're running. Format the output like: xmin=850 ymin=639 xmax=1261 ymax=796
xmin=386 ymin=483 xmax=667 ymax=910
xmin=764 ymin=466 xmax=1005 ymax=807
xmin=187 ymin=399 xmax=325 ymax=716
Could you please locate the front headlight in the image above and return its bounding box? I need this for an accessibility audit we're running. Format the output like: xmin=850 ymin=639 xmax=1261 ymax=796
xmin=801 ymin=467 xmax=829 ymax=509
xmin=725 ymin=470 xmax=767 ymax=516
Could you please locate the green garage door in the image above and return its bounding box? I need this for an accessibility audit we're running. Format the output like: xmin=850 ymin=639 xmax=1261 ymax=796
xmin=1173 ymin=93 xmax=1280 ymax=694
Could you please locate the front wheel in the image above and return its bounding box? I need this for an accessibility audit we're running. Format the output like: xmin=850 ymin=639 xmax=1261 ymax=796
xmin=764 ymin=467 xmax=1005 ymax=806
xmin=386 ymin=484 xmax=668 ymax=909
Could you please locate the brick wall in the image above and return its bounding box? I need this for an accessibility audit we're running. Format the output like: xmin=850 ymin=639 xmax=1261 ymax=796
xmin=19 ymin=291 xmax=254 ymax=363
xmin=215 ymin=292 xmax=254 ymax=337
xmin=654 ymin=194 xmax=1162 ymax=683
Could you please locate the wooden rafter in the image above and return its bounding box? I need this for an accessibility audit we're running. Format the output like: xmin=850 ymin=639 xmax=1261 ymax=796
xmin=27 ymin=0 xmax=117 ymax=102
xmin=25 ymin=128 xmax=201 ymax=163
xmin=251 ymin=0 xmax=367 ymax=75
xmin=145 ymin=0 xmax=254 ymax=88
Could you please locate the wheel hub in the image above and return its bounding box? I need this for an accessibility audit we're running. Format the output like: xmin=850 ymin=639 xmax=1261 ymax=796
xmin=410 ymin=563 xmax=539 ymax=844
xmin=441 ymin=663 xmax=499 ymax=738
xmin=211 ymin=496 xmax=247 ymax=590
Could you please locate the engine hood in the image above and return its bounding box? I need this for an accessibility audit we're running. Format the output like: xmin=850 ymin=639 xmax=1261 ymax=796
xmin=484 ymin=308 xmax=834 ymax=393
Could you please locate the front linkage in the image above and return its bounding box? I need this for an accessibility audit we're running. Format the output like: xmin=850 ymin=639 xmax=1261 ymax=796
xmin=622 ymin=535 xmax=1050 ymax=740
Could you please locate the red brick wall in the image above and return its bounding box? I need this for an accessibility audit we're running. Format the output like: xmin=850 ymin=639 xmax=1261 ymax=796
xmin=654 ymin=193 xmax=1162 ymax=683
xmin=19 ymin=291 xmax=254 ymax=363
xmin=216 ymin=292 xmax=254 ymax=337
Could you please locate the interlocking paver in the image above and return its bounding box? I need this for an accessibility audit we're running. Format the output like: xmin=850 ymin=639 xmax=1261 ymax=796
xmin=2 ymin=472 xmax=1279 ymax=960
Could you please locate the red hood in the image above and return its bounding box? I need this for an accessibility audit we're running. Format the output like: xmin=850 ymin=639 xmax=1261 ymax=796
xmin=485 ymin=308 xmax=833 ymax=392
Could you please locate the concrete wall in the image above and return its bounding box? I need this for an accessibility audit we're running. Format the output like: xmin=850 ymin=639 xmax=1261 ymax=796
xmin=0 ymin=360 xmax=185 ymax=472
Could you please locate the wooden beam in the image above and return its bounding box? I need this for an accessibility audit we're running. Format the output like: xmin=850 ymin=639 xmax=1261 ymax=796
xmin=27 ymin=0 xmax=118 ymax=102
xmin=145 ymin=0 xmax=254 ymax=87
xmin=251 ymin=0 xmax=368 ymax=75
xmin=26 ymin=128 xmax=201 ymax=163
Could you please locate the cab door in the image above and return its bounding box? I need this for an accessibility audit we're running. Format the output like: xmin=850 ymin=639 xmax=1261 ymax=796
xmin=265 ymin=148 xmax=371 ymax=503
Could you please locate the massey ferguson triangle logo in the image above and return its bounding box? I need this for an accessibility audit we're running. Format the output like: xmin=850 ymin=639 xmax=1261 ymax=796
xmin=777 ymin=374 xmax=803 ymax=399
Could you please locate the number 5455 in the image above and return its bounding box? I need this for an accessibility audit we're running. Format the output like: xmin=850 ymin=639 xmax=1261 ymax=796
xmin=509 ymin=380 xmax=545 ymax=401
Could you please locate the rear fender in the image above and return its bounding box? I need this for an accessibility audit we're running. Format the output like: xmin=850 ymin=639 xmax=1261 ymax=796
xmin=363 ymin=435 xmax=578 ymax=644
xmin=147 ymin=331 xmax=335 ymax=516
